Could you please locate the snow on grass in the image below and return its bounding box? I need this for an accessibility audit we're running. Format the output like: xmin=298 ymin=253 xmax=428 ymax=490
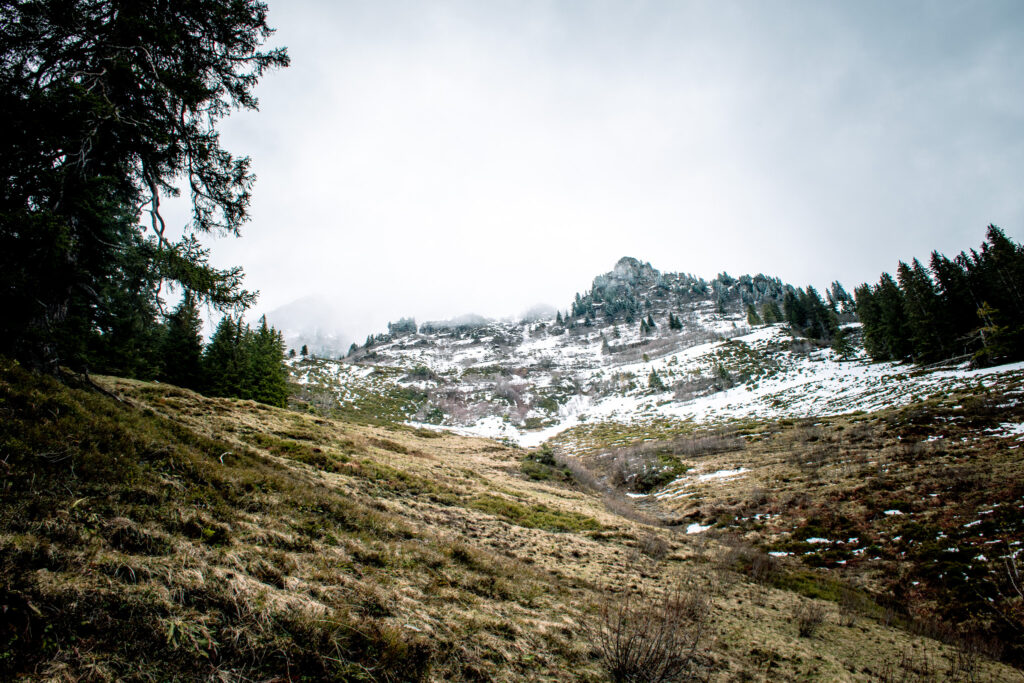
xmin=298 ymin=311 xmax=1024 ymax=449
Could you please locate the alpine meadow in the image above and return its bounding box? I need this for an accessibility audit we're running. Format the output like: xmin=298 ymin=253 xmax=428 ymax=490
xmin=2 ymin=2 xmax=1024 ymax=682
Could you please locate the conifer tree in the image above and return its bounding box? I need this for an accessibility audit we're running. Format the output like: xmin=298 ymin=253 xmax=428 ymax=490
xmin=0 ymin=1 xmax=286 ymax=372
xmin=875 ymin=273 xmax=913 ymax=360
xmin=746 ymin=304 xmax=763 ymax=326
xmin=761 ymin=301 xmax=782 ymax=325
xmin=249 ymin=316 xmax=288 ymax=407
xmin=160 ymin=293 xmax=204 ymax=390
xmin=204 ymin=317 xmax=247 ymax=398
xmin=648 ymin=369 xmax=666 ymax=391
xmin=896 ymin=259 xmax=945 ymax=362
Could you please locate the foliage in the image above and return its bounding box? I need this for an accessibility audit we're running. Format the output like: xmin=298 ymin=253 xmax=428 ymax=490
xmin=159 ymin=293 xmax=203 ymax=390
xmin=203 ymin=315 xmax=289 ymax=406
xmin=0 ymin=0 xmax=288 ymax=372
xmin=856 ymin=226 xmax=1024 ymax=365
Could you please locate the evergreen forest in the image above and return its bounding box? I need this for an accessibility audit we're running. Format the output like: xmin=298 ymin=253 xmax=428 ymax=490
xmin=855 ymin=226 xmax=1024 ymax=366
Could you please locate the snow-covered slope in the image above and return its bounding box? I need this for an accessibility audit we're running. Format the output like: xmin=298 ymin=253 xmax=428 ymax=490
xmin=290 ymin=258 xmax=1024 ymax=446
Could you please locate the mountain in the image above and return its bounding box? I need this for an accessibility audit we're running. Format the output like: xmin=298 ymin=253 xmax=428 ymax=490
xmin=263 ymin=294 xmax=354 ymax=357
xmin=292 ymin=257 xmax=880 ymax=445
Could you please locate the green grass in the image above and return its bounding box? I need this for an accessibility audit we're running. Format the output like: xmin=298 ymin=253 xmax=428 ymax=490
xmin=467 ymin=494 xmax=602 ymax=532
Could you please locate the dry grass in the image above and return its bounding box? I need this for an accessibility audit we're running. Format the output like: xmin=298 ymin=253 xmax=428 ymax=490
xmin=2 ymin=359 xmax=1023 ymax=681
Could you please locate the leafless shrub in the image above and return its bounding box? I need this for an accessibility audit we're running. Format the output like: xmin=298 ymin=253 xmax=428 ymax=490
xmin=588 ymin=580 xmax=713 ymax=683
xmin=601 ymin=494 xmax=664 ymax=527
xmin=748 ymin=551 xmax=779 ymax=585
xmin=672 ymin=374 xmax=720 ymax=402
xmin=878 ymin=647 xmax=939 ymax=682
xmin=948 ymin=634 xmax=982 ymax=683
xmin=669 ymin=432 xmax=744 ymax=458
xmin=793 ymin=602 xmax=826 ymax=638
xmin=554 ymin=452 xmax=605 ymax=492
xmin=493 ymin=378 xmax=523 ymax=404
xmin=838 ymin=586 xmax=860 ymax=627
xmin=717 ymin=538 xmax=777 ymax=586
xmin=639 ymin=532 xmax=670 ymax=561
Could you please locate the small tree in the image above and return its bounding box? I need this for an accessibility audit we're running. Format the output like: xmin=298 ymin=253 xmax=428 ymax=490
xmin=648 ymin=370 xmax=666 ymax=392
xmin=761 ymin=301 xmax=783 ymax=325
xmin=746 ymin=304 xmax=763 ymax=326
xmin=301 ymin=344 xmax=309 ymax=357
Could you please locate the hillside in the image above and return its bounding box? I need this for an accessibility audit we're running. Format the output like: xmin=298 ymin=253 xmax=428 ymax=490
xmin=292 ymin=257 xmax=1018 ymax=449
xmin=3 ymin=355 xmax=1023 ymax=681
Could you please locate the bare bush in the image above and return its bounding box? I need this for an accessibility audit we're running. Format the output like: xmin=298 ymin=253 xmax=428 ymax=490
xmin=838 ymin=586 xmax=860 ymax=627
xmin=601 ymin=494 xmax=664 ymax=527
xmin=672 ymin=374 xmax=721 ymax=402
xmin=639 ymin=532 xmax=670 ymax=561
xmin=554 ymin=452 xmax=605 ymax=492
xmin=794 ymin=602 xmax=826 ymax=638
xmin=878 ymin=648 xmax=939 ymax=682
xmin=589 ymin=581 xmax=713 ymax=683
xmin=607 ymin=431 xmax=744 ymax=493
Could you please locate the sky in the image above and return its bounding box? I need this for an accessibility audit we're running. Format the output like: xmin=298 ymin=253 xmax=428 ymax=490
xmin=173 ymin=0 xmax=1024 ymax=344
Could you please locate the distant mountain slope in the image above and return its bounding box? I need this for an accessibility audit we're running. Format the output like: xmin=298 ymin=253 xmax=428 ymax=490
xmin=295 ymin=257 xmax=1019 ymax=448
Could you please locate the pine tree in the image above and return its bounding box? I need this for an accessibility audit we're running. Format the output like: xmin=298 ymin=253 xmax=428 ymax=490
xmin=0 ymin=1 xmax=286 ymax=372
xmin=249 ymin=316 xmax=288 ymax=407
xmin=783 ymin=290 xmax=805 ymax=330
xmin=204 ymin=317 xmax=246 ymax=398
xmin=160 ymin=293 xmax=204 ymax=390
xmin=648 ymin=369 xmax=666 ymax=391
xmin=896 ymin=259 xmax=945 ymax=362
xmin=761 ymin=301 xmax=783 ymax=325
xmin=746 ymin=304 xmax=763 ymax=326
xmin=875 ymin=273 xmax=913 ymax=361
xmin=301 ymin=344 xmax=309 ymax=356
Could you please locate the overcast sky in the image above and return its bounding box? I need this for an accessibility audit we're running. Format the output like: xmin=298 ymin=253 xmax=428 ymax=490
xmin=181 ymin=0 xmax=1024 ymax=341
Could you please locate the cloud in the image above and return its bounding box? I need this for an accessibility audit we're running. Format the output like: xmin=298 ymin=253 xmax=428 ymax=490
xmin=179 ymin=0 xmax=1024 ymax=339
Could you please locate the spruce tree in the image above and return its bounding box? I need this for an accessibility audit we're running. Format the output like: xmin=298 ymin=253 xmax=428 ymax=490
xmin=203 ymin=317 xmax=245 ymax=398
xmin=250 ymin=316 xmax=288 ymax=407
xmin=160 ymin=293 xmax=204 ymax=390
xmin=896 ymin=259 xmax=945 ymax=362
xmin=761 ymin=301 xmax=783 ymax=325
xmin=875 ymin=273 xmax=913 ymax=361
xmin=648 ymin=369 xmax=666 ymax=391
xmin=746 ymin=304 xmax=763 ymax=326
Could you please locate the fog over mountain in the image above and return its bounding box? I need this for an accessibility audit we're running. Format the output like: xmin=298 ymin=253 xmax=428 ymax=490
xmin=191 ymin=0 xmax=1023 ymax=343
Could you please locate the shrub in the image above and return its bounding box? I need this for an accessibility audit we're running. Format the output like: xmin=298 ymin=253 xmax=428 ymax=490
xmin=588 ymin=580 xmax=713 ymax=682
xmin=794 ymin=601 xmax=827 ymax=638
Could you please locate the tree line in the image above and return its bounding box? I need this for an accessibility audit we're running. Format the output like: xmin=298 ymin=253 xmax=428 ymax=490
xmin=162 ymin=296 xmax=289 ymax=406
xmin=855 ymin=225 xmax=1023 ymax=366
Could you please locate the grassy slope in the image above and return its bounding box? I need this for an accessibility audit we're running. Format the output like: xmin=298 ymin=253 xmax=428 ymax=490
xmin=1 ymin=358 xmax=1021 ymax=681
